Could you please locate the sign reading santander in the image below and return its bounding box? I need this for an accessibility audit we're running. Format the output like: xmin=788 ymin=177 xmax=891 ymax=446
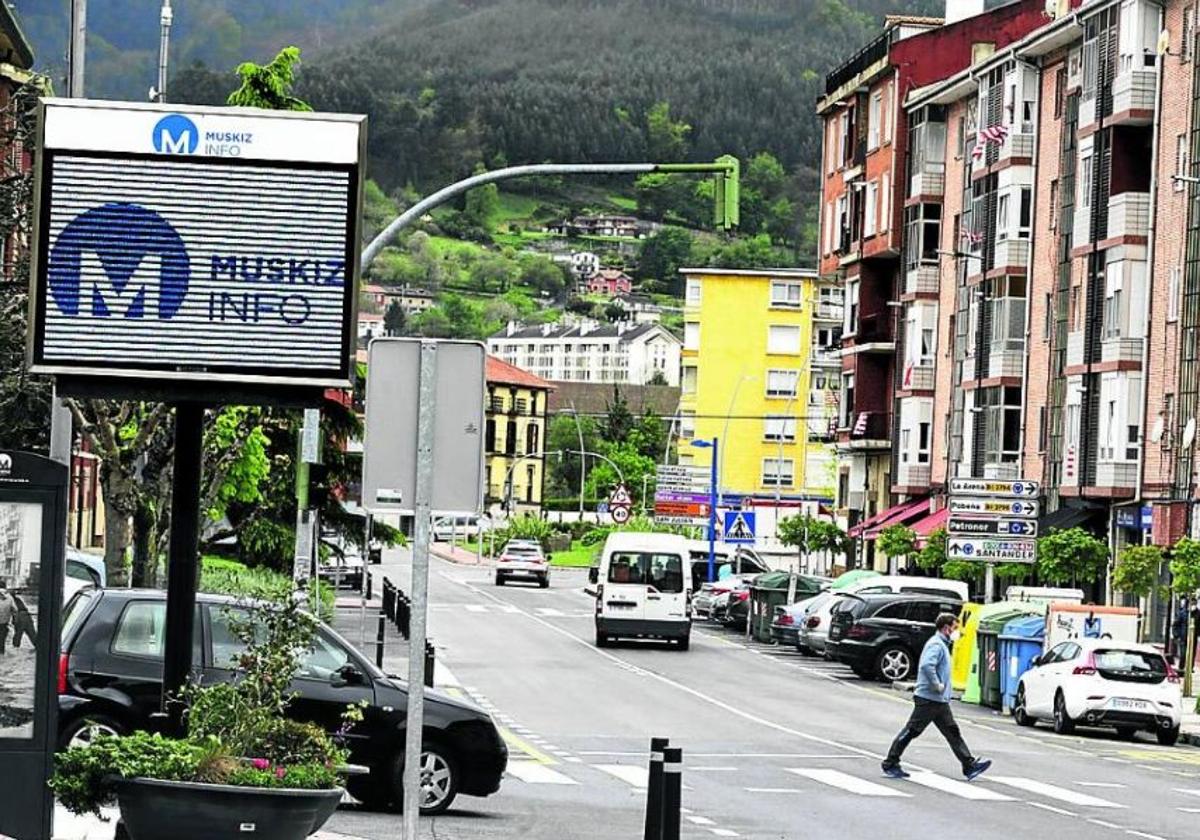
xmin=28 ymin=99 xmax=367 ymax=389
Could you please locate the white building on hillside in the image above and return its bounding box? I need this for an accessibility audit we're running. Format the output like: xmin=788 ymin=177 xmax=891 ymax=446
xmin=488 ymin=319 xmax=681 ymax=386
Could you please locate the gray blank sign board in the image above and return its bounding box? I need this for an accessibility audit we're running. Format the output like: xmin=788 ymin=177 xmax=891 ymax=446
xmin=361 ymin=339 xmax=485 ymax=516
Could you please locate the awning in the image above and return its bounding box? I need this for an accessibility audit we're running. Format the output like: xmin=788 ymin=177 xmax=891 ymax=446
xmin=849 ymin=498 xmax=929 ymax=539
xmin=1038 ymin=500 xmax=1105 ymax=534
xmin=911 ymin=507 xmax=949 ymax=546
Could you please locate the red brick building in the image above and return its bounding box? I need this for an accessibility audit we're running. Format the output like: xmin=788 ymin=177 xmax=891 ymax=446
xmin=586 ymin=268 xmax=634 ymax=297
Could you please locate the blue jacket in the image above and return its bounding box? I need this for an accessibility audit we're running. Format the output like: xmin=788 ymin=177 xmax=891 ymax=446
xmin=914 ymin=633 xmax=952 ymax=703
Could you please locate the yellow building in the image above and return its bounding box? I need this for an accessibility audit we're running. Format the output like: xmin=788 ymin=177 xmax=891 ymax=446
xmin=485 ymin=356 xmax=553 ymax=515
xmin=678 ymin=268 xmax=843 ymax=538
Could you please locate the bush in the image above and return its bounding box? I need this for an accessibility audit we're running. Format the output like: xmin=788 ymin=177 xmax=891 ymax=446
xmin=1113 ymin=545 xmax=1163 ymax=598
xmin=52 ymin=732 xmax=206 ymax=817
xmin=200 ymin=558 xmax=334 ymax=623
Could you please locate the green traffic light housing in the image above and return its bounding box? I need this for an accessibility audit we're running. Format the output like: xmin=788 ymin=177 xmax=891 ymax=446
xmin=713 ymin=154 xmax=740 ymax=230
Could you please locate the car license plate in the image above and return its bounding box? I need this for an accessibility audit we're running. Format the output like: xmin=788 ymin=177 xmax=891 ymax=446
xmin=1110 ymin=698 xmax=1149 ymax=711
xmin=607 ymin=601 xmax=637 ymax=610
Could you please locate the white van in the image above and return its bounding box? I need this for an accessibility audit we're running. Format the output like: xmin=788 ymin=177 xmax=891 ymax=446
xmin=595 ymin=532 xmax=691 ymax=650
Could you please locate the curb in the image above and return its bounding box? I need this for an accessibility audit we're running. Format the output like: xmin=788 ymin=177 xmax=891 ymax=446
xmin=891 ymin=680 xmax=915 ymax=694
xmin=1182 ymin=730 xmax=1200 ymax=747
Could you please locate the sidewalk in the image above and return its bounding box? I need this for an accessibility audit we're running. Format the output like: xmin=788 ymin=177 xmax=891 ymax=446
xmin=51 ymin=806 xmax=370 ymax=840
xmin=1181 ymin=706 xmax=1200 ymax=747
xmin=429 ymin=541 xmax=487 ymax=566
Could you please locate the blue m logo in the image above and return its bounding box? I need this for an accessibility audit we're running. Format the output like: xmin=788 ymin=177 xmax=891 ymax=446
xmin=48 ymin=203 xmax=190 ymax=320
xmin=152 ymin=113 xmax=199 ymax=154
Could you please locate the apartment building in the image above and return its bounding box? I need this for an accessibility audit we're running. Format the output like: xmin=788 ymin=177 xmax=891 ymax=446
xmin=485 ymin=357 xmax=553 ymax=516
xmin=488 ymin=320 xmax=681 ymax=386
xmin=816 ymin=1 xmax=1049 ymax=546
xmin=677 ymin=268 xmax=842 ymax=540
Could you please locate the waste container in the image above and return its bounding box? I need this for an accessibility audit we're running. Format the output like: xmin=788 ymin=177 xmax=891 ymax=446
xmin=961 ymin=602 xmax=1036 ymax=705
xmin=952 ymin=603 xmax=981 ymax=692
xmin=999 ymin=615 xmax=1046 ymax=712
xmin=750 ymin=572 xmax=824 ymax=643
xmin=976 ymin=609 xmax=1031 ymax=709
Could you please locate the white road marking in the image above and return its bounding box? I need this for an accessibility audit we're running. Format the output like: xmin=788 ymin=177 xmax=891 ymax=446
xmin=1174 ymin=788 xmax=1200 ymax=797
xmin=535 ymin=607 xmax=566 ymax=617
xmin=904 ymin=772 xmax=1013 ymax=801
xmin=565 ymin=757 xmax=583 ymax=763
xmin=1088 ymin=819 xmax=1123 ymax=829
xmin=1027 ymin=802 xmax=1078 ymax=818
xmin=1125 ymin=831 xmax=1167 ymax=840
xmin=1176 ymin=807 xmax=1200 ymax=813
xmin=709 ymin=830 xmax=739 ymax=838
xmin=505 ymin=761 xmax=578 ymax=785
xmin=1076 ymin=782 xmax=1126 ymax=788
xmin=988 ymin=777 xmax=1124 ymax=808
xmin=593 ymin=764 xmax=648 ymax=788
xmin=575 ymin=751 xmax=863 ymax=759
xmin=686 ymin=816 xmax=715 ymax=826
xmin=464 ymin=604 xmax=488 ymax=613
xmin=785 ymin=768 xmax=910 ymax=797
xmin=744 ymin=788 xmax=803 ymax=794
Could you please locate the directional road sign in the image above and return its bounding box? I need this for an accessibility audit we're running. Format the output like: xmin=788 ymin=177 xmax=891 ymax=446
xmin=948 ymin=496 xmax=1039 ymax=519
xmin=947 ymin=478 xmax=1041 ymax=498
xmin=947 ymin=537 xmax=1037 ymax=563
xmin=947 ymin=517 xmax=1038 ymax=538
xmin=724 ymin=511 xmax=756 ymax=544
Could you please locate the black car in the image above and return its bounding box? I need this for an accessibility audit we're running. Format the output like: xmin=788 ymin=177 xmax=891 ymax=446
xmin=57 ymin=589 xmax=507 ymax=815
xmin=825 ymin=593 xmax=963 ymax=683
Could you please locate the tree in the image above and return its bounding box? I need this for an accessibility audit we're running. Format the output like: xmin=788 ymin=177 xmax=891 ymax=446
xmin=1036 ymin=527 xmax=1109 ymax=587
xmin=645 ymin=101 xmax=691 ymax=162
xmin=384 ymin=301 xmax=407 ymax=336
xmin=227 ymin=46 xmax=312 ymax=111
xmin=647 ymin=370 xmax=669 ymax=387
xmin=463 ymin=164 xmax=500 ymax=232
xmin=545 ymin=413 xmax=601 ymax=499
xmin=876 ymin=525 xmax=916 ymax=573
xmin=601 ymin=386 xmax=635 ymax=444
xmin=637 ymin=227 xmax=694 ymax=294
xmin=1112 ymin=544 xmax=1164 ymax=599
xmin=779 ymin=515 xmax=849 ymax=565
xmin=1170 ymin=538 xmax=1200 ymax=595
xmin=468 ymin=253 xmax=518 ymax=293
xmin=519 ymin=255 xmax=568 ymax=298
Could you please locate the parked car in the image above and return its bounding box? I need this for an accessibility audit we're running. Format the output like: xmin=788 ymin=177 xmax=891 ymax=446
xmin=57 ymin=589 xmax=508 ymax=814
xmin=64 ymin=549 xmax=106 ymax=603
xmin=316 ymin=535 xmax=365 ymax=591
xmin=595 ymin=532 xmax=691 ymax=649
xmin=1013 ymin=638 xmax=1182 ymax=745
xmin=771 ymin=593 xmax=823 ymax=646
xmin=495 ymin=540 xmax=550 ymax=588
xmin=722 ymin=581 xmax=754 ymax=630
xmin=687 ymin=544 xmax=768 ymax=590
xmin=826 ymin=593 xmax=964 ymax=682
xmin=693 ymin=574 xmax=758 ymax=620
xmin=432 ymin=516 xmax=483 ymax=542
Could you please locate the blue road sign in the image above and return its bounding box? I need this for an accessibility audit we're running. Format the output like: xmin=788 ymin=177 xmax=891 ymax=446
xmin=723 ymin=510 xmax=756 ymax=544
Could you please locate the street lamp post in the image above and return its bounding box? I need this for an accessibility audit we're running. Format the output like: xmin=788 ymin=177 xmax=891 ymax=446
xmin=562 ymin=406 xmax=586 ymax=520
xmin=719 ymin=375 xmax=754 ymax=506
xmin=690 ymin=437 xmax=719 ymax=583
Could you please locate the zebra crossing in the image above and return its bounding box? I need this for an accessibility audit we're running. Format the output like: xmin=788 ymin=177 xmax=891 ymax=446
xmin=500 ymin=758 xmax=1144 ymax=811
xmin=432 ymin=602 xmax=593 ymax=618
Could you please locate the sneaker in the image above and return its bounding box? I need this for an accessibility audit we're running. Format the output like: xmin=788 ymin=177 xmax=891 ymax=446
xmin=881 ymin=763 xmax=911 ymax=779
xmin=964 ymin=759 xmax=992 ymax=781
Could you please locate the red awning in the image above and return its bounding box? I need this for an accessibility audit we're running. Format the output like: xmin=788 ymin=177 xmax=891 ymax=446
xmin=849 ymin=498 xmax=929 ymax=539
xmin=911 ymin=506 xmax=949 ymax=547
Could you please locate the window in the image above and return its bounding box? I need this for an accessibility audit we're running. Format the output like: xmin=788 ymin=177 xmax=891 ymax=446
xmin=1103 ymin=399 xmax=1117 ymax=459
xmin=841 ymin=373 xmax=855 ymax=427
xmin=1104 ymin=287 xmax=1123 ymax=339
xmin=904 ymin=203 xmax=942 ymax=270
xmin=1080 ymin=154 xmax=1093 ymax=208
xmin=764 ymin=416 xmax=797 ymax=442
xmin=770 ymin=280 xmax=803 ymax=307
xmin=864 ymin=181 xmax=878 ymax=237
xmin=1044 ymin=292 xmax=1053 ymax=339
xmin=846 ymin=278 xmax=860 ymax=334
xmin=996 ymin=193 xmax=1010 ymax=240
xmin=1185 ymin=7 xmax=1195 ymax=63
xmin=981 ymin=386 xmax=1023 ymax=464
xmin=766 ymin=369 xmax=799 ymax=397
xmin=686 ymin=278 xmax=702 ymax=305
xmin=880 ymin=174 xmax=890 ymax=232
xmin=526 ymin=422 xmax=539 ymax=456
xmin=1048 ymin=179 xmax=1059 ymax=232
xmin=921 ymin=328 xmax=935 ymax=365
xmin=1126 ymin=423 xmax=1140 ymax=461
xmin=1038 ymin=405 xmax=1048 ymax=452
xmin=956 ymin=115 xmax=966 ymax=159
xmin=869 ymin=92 xmax=881 ymax=149
xmin=768 ymin=325 xmax=801 ymax=354
xmin=1018 ymin=187 xmax=1032 ymax=239
xmin=917 ymin=422 xmax=931 ymax=464
xmin=680 ymin=411 xmax=696 ymax=438
xmin=607 ymin=552 xmax=684 ymax=593
xmin=1163 ymin=393 xmax=1175 ymax=449
xmin=1169 ymin=266 xmax=1181 ymax=321
xmin=112 ymin=601 xmax=201 ymax=660
xmin=836 ymin=195 xmax=850 ymax=250
xmin=989 ymin=276 xmax=1027 ymax=354
xmin=684 ymin=322 xmax=700 ymax=350
xmin=297 ymin=631 xmax=357 ymax=682
xmin=1177 ymin=134 xmax=1189 ymax=191
xmin=761 ymin=458 xmax=795 ymax=487
xmin=1054 ymin=67 xmax=1066 ymax=118
xmin=823 ymin=203 xmax=833 ymax=253
xmin=682 ymin=366 xmax=697 ymax=395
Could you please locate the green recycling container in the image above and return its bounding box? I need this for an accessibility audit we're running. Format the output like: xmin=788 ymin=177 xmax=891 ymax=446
xmin=961 ymin=602 xmax=1037 ymax=705
xmin=750 ymin=572 xmax=824 ymax=643
xmin=975 ymin=609 xmax=1031 ymax=709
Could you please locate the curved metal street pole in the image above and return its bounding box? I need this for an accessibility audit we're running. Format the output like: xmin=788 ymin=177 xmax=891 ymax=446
xmin=568 ymin=449 xmax=626 ymax=487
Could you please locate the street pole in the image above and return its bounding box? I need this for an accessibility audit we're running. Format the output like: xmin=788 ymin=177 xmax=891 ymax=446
xmin=708 ymin=437 xmax=719 ymax=583
xmin=402 ymin=341 xmax=438 ymax=840
xmin=161 ymin=403 xmax=203 ymax=734
xmin=68 ymin=0 xmax=87 ymax=97
xmin=155 ymin=0 xmax=173 ymax=102
xmin=1184 ymin=612 xmax=1195 ymax=698
xmin=567 ymin=405 xmax=586 ymax=521
xmin=984 ymin=563 xmax=996 ymax=604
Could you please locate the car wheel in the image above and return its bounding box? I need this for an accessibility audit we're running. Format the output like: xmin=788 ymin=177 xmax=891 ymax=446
xmin=387 ymin=742 xmax=459 ymax=816
xmin=1053 ymin=692 xmax=1075 ymax=735
xmin=596 ymin=629 xmax=610 ymax=648
xmin=1013 ymin=685 xmax=1035 ymax=727
xmin=1115 ymin=726 xmax=1139 ymax=741
xmin=796 ymin=644 xmax=815 ymax=657
xmin=1157 ymin=726 xmax=1180 ymax=746
xmin=494 ymin=574 xmax=504 ymax=586
xmin=876 ymin=647 xmax=914 ymax=683
xmin=59 ymin=713 xmax=125 ymax=751
xmin=538 ymin=575 xmax=550 ymax=589
xmin=678 ymin=636 xmax=690 ymax=651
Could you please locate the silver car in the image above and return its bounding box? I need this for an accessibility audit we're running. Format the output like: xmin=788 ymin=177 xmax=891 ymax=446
xmin=796 ymin=591 xmax=839 ymax=656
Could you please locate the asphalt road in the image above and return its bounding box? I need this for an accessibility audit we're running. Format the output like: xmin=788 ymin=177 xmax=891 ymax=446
xmin=326 ymin=549 xmax=1200 ymax=840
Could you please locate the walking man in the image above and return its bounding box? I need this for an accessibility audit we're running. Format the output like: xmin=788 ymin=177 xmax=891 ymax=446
xmin=0 ymin=580 xmax=14 ymax=655
xmin=881 ymin=612 xmax=991 ymax=780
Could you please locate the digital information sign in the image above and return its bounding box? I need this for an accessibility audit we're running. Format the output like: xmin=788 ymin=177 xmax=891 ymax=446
xmin=27 ymin=99 xmax=366 ymax=389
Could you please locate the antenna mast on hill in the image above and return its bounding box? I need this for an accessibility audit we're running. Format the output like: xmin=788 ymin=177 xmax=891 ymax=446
xmin=152 ymin=0 xmax=173 ymax=102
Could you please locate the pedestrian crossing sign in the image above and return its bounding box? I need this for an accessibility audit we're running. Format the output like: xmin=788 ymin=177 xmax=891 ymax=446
xmin=723 ymin=510 xmax=756 ymax=544
xmin=609 ymin=484 xmax=633 ymax=507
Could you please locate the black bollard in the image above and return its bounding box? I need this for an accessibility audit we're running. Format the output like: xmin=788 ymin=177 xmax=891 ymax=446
xmin=375 ymin=611 xmax=386 ymax=669
xmin=643 ymin=737 xmax=670 ymax=840
xmin=424 ymin=640 xmax=436 ymax=687
xmin=662 ymin=747 xmax=682 ymax=840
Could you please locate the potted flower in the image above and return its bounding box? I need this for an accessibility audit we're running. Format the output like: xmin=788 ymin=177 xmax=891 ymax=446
xmin=51 ymin=585 xmax=358 ymax=840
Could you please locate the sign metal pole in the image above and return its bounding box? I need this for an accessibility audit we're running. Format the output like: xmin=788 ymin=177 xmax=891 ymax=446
xmin=402 ymin=341 xmax=438 ymax=840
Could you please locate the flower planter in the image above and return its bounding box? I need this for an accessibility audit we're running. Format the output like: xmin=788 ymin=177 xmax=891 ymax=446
xmin=113 ymin=778 xmax=344 ymax=840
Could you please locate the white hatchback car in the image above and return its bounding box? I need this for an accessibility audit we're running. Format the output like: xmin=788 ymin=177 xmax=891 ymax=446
xmin=1014 ymin=638 xmax=1183 ymax=745
xmin=494 ymin=540 xmax=550 ymax=588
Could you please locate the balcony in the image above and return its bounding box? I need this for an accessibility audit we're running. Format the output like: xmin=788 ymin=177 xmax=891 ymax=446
xmin=844 ymin=411 xmax=891 ymax=449
xmin=811 ymin=347 xmax=842 ymax=367
xmin=1066 ymin=330 xmax=1085 ymax=369
xmin=1107 ymin=192 xmax=1150 ymax=242
xmin=988 ymin=349 xmax=1024 ymax=379
xmin=983 ymin=462 xmax=1020 ymax=480
xmin=815 ymin=303 xmax=843 ymax=321
xmin=909 ymin=170 xmax=944 ymax=199
xmin=1112 ymin=69 xmax=1156 ymax=124
xmin=1101 ymin=336 xmax=1143 ymax=365
xmin=901 ymin=363 xmax=935 ymax=391
xmin=993 ymin=237 xmax=1030 ymax=271
xmin=895 ymin=462 xmax=931 ymax=489
xmin=904 ymin=264 xmax=939 ymax=296
xmin=1000 ymin=131 xmax=1034 ymax=162
xmin=1096 ymin=461 xmax=1139 ymax=489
